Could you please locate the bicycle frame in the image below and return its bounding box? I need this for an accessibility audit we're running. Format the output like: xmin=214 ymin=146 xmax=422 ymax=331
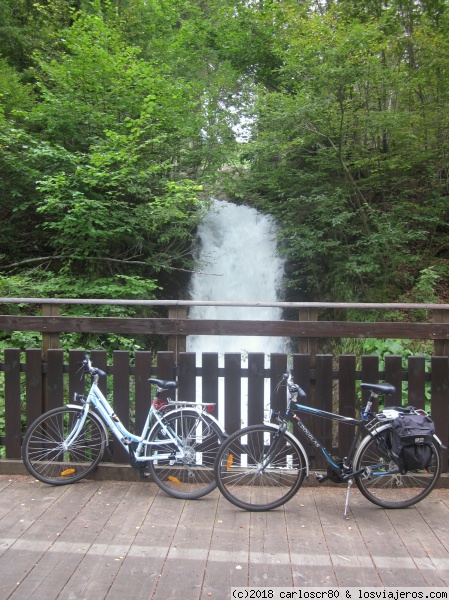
xmin=285 ymin=401 xmax=372 ymax=478
xmin=69 ymin=374 xmax=214 ymax=465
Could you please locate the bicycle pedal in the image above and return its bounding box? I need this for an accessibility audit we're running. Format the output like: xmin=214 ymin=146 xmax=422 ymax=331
xmin=121 ymin=437 xmax=132 ymax=445
xmin=169 ymin=455 xmax=176 ymax=465
xmin=315 ymin=472 xmax=329 ymax=483
xmin=104 ymin=445 xmax=113 ymax=460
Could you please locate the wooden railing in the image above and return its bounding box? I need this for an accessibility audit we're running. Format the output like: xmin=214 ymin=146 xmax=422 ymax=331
xmin=1 ymin=299 xmax=449 ymax=471
xmin=2 ymin=297 xmax=449 ymax=356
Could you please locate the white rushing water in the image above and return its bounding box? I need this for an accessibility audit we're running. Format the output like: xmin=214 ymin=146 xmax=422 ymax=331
xmin=187 ymin=199 xmax=290 ymax=357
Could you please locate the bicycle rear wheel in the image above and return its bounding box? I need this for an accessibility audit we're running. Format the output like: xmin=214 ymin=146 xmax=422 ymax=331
xmin=22 ymin=406 xmax=107 ymax=485
xmin=146 ymin=410 xmax=225 ymax=499
xmin=354 ymin=426 xmax=442 ymax=508
xmin=214 ymin=424 xmax=306 ymax=511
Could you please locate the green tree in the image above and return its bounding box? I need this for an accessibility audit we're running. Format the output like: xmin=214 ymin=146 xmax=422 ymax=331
xmin=0 ymin=2 xmax=242 ymax=341
xmin=223 ymin=0 xmax=449 ymax=302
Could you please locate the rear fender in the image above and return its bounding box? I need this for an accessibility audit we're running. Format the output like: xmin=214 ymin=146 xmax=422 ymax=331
xmin=148 ymin=407 xmax=226 ymax=440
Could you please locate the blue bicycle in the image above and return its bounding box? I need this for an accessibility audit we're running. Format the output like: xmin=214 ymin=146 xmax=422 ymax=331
xmin=214 ymin=372 xmax=443 ymax=515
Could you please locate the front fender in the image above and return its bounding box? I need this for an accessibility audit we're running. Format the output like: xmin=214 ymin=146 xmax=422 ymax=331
xmin=65 ymin=404 xmax=109 ymax=447
xmin=262 ymin=421 xmax=309 ymax=476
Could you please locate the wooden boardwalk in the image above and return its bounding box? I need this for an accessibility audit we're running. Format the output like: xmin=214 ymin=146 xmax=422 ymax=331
xmin=1 ymin=474 xmax=449 ymax=599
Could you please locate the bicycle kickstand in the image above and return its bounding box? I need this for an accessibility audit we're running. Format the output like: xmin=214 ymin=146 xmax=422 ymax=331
xmin=343 ymin=478 xmax=353 ymax=520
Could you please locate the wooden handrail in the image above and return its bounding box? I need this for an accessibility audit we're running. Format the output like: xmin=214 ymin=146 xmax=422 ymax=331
xmin=1 ymin=297 xmax=449 ymax=310
xmin=0 ymin=315 xmax=449 ymax=339
xmin=2 ymin=297 xmax=449 ymax=357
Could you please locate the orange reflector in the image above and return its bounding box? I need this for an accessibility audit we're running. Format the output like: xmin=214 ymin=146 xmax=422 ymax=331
xmin=226 ymin=454 xmax=234 ymax=470
xmin=61 ymin=468 xmax=75 ymax=477
xmin=168 ymin=476 xmax=181 ymax=486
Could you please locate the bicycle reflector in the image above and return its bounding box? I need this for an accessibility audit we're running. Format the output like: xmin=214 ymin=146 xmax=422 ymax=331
xmin=226 ymin=454 xmax=234 ymax=470
xmin=168 ymin=476 xmax=181 ymax=486
xmin=61 ymin=469 xmax=76 ymax=477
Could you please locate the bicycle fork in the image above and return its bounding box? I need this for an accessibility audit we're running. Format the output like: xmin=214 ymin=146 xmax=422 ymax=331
xmin=63 ymin=403 xmax=91 ymax=451
xmin=259 ymin=423 xmax=288 ymax=471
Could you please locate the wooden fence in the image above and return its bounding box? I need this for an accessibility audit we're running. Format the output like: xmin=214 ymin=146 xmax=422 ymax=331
xmin=1 ymin=348 xmax=448 ymax=471
xmin=1 ymin=298 xmax=449 ymax=472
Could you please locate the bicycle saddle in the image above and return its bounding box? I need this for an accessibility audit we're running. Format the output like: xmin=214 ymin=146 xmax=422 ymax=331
xmin=148 ymin=378 xmax=179 ymax=390
xmin=360 ymin=382 xmax=396 ymax=395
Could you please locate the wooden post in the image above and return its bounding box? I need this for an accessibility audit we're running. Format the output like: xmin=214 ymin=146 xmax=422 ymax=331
xmin=42 ymin=303 xmax=60 ymax=356
xmin=41 ymin=303 xmax=60 ymax=414
xmin=432 ymin=309 xmax=449 ymax=356
xmin=297 ymin=308 xmax=318 ymax=407
xmin=297 ymin=307 xmax=318 ymax=363
xmin=167 ymin=306 xmax=187 ymax=357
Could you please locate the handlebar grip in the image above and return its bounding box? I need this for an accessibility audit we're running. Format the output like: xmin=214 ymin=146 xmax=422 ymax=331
xmin=288 ymin=383 xmax=307 ymax=398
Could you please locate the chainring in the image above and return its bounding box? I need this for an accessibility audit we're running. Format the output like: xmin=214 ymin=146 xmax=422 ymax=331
xmin=327 ymin=458 xmax=349 ymax=483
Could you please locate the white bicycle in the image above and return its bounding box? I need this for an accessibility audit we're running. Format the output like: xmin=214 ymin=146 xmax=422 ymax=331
xmin=22 ymin=355 xmax=225 ymax=499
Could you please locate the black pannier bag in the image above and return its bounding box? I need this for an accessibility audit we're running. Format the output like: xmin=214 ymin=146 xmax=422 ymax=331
xmin=390 ymin=413 xmax=435 ymax=474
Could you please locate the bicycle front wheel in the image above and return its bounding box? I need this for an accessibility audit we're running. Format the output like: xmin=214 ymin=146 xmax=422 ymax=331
xmin=214 ymin=424 xmax=306 ymax=511
xmin=22 ymin=406 xmax=107 ymax=485
xmin=146 ymin=410 xmax=225 ymax=499
xmin=354 ymin=426 xmax=442 ymax=509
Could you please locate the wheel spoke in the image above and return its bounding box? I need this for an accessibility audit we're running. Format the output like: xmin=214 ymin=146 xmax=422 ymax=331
xmin=214 ymin=425 xmax=305 ymax=511
xmin=355 ymin=427 xmax=441 ymax=508
xmin=146 ymin=410 xmax=224 ymax=499
xmin=23 ymin=407 xmax=105 ymax=485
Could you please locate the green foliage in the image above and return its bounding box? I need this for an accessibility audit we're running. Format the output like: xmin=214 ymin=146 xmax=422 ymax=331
xmin=1 ymin=0 xmax=449 ymax=348
xmin=335 ymin=337 xmax=433 ymax=406
xmin=0 ymin=4 xmax=235 ymax=331
xmin=361 ymin=339 xmax=416 ymax=365
xmin=223 ymin=0 xmax=449 ymax=303
xmin=0 ymin=58 xmax=35 ymax=117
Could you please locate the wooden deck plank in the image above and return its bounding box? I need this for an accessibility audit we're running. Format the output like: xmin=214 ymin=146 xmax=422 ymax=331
xmin=314 ymin=488 xmax=383 ymax=587
xmin=105 ymin=487 xmax=187 ymax=599
xmin=1 ymin=480 xmax=99 ymax=599
xmin=407 ymin=491 xmax=449 ymax=585
xmin=51 ymin=481 xmax=147 ymax=599
xmin=56 ymin=482 xmax=158 ymax=600
xmin=151 ymin=493 xmax=219 ymax=600
xmin=7 ymin=481 xmax=131 ymax=600
xmin=0 ymin=479 xmax=54 ymax=528
xmin=286 ymin=486 xmax=339 ymax=587
xmin=295 ymin=487 xmax=381 ymax=586
xmin=201 ymin=491 xmax=251 ymax=596
xmin=350 ymin=491 xmax=428 ymax=587
xmin=1 ymin=476 xmax=449 ymax=599
xmin=248 ymin=507 xmax=293 ymax=587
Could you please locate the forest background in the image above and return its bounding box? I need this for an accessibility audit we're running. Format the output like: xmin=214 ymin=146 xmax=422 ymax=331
xmin=1 ymin=0 xmax=449 ymax=356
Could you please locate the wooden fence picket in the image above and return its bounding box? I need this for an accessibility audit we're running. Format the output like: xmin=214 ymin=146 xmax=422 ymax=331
xmin=1 ymin=350 xmax=448 ymax=471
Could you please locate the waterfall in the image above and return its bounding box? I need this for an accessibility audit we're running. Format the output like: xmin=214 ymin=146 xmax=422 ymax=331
xmin=187 ymin=199 xmax=290 ymax=356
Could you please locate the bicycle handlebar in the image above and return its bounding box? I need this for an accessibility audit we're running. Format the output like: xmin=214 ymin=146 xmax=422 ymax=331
xmin=284 ymin=372 xmax=307 ymax=398
xmin=80 ymin=355 xmax=106 ymax=378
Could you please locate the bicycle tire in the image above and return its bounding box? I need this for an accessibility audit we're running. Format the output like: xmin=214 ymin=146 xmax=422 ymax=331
xmin=214 ymin=424 xmax=306 ymax=511
xmin=145 ymin=409 xmax=225 ymax=499
xmin=22 ymin=406 xmax=107 ymax=485
xmin=354 ymin=425 xmax=442 ymax=508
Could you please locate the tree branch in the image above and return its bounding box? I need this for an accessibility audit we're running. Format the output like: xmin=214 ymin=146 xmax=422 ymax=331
xmin=0 ymin=255 xmax=222 ymax=276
